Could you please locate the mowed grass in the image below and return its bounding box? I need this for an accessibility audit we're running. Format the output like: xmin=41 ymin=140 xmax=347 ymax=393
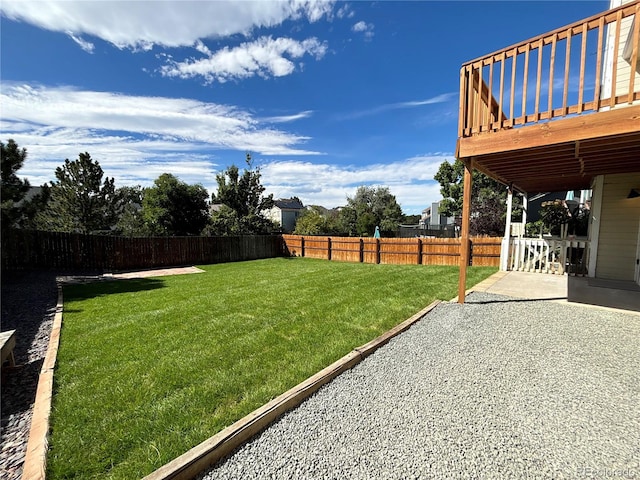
xmin=48 ymin=257 xmax=496 ymax=479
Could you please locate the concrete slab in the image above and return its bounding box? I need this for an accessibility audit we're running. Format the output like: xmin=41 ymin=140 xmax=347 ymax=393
xmin=473 ymin=270 xmax=640 ymax=314
xmin=476 ymin=271 xmax=567 ymax=301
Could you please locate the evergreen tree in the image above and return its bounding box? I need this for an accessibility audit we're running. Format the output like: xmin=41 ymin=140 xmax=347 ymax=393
xmin=1 ymin=139 xmax=31 ymax=229
xmin=41 ymin=153 xmax=121 ymax=234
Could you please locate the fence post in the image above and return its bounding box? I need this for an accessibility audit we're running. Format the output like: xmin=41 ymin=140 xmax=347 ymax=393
xmin=417 ymin=238 xmax=422 ymax=265
xmin=327 ymin=237 xmax=332 ymax=260
xmin=469 ymin=238 xmax=473 ymax=266
xmin=375 ymin=238 xmax=380 ymax=264
xmin=359 ymin=238 xmax=364 ymax=263
xmin=301 ymin=236 xmax=305 ymax=257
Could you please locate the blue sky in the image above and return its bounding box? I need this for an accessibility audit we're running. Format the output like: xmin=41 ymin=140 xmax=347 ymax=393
xmin=1 ymin=1 xmax=608 ymax=214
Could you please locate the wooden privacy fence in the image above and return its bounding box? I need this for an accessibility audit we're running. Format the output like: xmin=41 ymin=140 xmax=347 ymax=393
xmin=281 ymin=235 xmax=501 ymax=267
xmin=1 ymin=230 xmax=283 ymax=272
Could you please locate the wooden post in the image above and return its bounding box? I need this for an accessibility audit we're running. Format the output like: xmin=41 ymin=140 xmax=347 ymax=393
xmin=327 ymin=237 xmax=332 ymax=261
xmin=500 ymin=185 xmax=513 ymax=271
xmin=375 ymin=239 xmax=381 ymax=264
xmin=300 ymin=236 xmax=305 ymax=258
xmin=359 ymin=238 xmax=364 ymax=263
xmin=458 ymin=158 xmax=473 ymax=303
xmin=417 ymin=238 xmax=422 ymax=265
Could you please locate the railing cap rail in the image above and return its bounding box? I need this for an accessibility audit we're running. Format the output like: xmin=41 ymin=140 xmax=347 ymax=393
xmin=461 ymin=0 xmax=639 ymax=68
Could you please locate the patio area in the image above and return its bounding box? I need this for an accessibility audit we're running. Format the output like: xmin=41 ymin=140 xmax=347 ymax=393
xmin=200 ymin=287 xmax=640 ymax=479
xmin=475 ymin=270 xmax=640 ymax=313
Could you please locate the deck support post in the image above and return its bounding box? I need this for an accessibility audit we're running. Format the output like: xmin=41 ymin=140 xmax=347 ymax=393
xmin=458 ymin=158 xmax=473 ymax=303
xmin=500 ymin=185 xmax=513 ymax=271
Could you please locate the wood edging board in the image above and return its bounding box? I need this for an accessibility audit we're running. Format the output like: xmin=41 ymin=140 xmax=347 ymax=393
xmin=143 ymin=299 xmax=442 ymax=480
xmin=22 ymin=286 xmax=64 ymax=480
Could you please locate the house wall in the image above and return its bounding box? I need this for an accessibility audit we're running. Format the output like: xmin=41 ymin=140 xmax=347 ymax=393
xmin=280 ymin=209 xmax=301 ymax=233
xmin=603 ymin=0 xmax=640 ymax=105
xmin=594 ymin=173 xmax=640 ymax=280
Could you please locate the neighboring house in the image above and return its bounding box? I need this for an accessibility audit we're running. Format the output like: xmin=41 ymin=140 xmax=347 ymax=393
xmin=419 ymin=201 xmax=455 ymax=228
xmin=267 ymin=198 xmax=305 ymax=233
xmin=454 ymin=0 xmax=640 ymax=302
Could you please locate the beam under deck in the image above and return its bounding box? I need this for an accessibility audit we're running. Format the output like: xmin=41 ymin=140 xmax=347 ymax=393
xmin=458 ymin=104 xmax=640 ymax=159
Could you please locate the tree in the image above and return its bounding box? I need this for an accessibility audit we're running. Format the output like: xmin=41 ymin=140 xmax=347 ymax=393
xmin=402 ymin=214 xmax=421 ymax=225
xmin=434 ymin=158 xmax=521 ymax=236
xmin=538 ymin=199 xmax=589 ymax=238
xmin=142 ymin=173 xmax=209 ymax=236
xmin=1 ymin=139 xmax=31 ymax=229
xmin=113 ymin=186 xmax=145 ymax=236
xmin=208 ymin=154 xmax=276 ymax=235
xmin=293 ymin=209 xmax=325 ymax=235
xmin=41 ymin=153 xmax=122 ymax=234
xmin=341 ymin=186 xmax=404 ymax=237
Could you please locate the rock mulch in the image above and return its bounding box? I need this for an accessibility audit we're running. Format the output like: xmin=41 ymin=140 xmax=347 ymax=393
xmin=201 ymin=292 xmax=640 ymax=479
xmin=1 ymin=271 xmax=59 ymax=480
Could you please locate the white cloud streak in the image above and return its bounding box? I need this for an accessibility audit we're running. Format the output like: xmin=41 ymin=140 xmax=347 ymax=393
xmin=67 ymin=32 xmax=95 ymax=53
xmin=1 ymin=83 xmax=325 ymax=194
xmin=262 ymin=111 xmax=314 ymax=123
xmin=0 ymin=0 xmax=336 ymax=49
xmin=339 ymin=92 xmax=457 ymax=120
xmin=2 ymin=83 xmax=320 ymax=155
xmin=160 ymin=36 xmax=328 ymax=83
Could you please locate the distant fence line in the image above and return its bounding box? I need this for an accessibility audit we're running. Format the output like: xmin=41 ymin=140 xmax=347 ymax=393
xmin=1 ymin=231 xmax=502 ymax=272
xmin=1 ymin=230 xmax=283 ymax=272
xmin=281 ymin=235 xmax=501 ymax=267
xmin=397 ymin=225 xmax=457 ymax=238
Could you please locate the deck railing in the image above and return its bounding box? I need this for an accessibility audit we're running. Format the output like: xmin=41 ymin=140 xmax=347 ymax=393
xmin=508 ymin=237 xmax=589 ymax=276
xmin=459 ymin=1 xmax=640 ymax=138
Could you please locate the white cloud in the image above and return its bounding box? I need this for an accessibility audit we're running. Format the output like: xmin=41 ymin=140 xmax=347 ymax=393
xmin=0 ymin=0 xmax=336 ymax=49
xmin=2 ymin=83 xmax=320 ymax=155
xmin=352 ymin=20 xmax=374 ymax=40
xmin=160 ymin=36 xmax=328 ymax=83
xmin=67 ymin=32 xmax=94 ymax=53
xmin=262 ymin=111 xmax=314 ymax=123
xmin=1 ymin=83 xmax=325 ymax=194
xmin=260 ymin=154 xmax=451 ymax=214
xmin=338 ymin=93 xmax=457 ymax=120
xmin=336 ymin=5 xmax=354 ymax=19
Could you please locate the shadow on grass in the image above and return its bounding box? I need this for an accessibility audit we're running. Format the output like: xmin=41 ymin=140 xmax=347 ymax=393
xmin=63 ymin=278 xmax=167 ymax=302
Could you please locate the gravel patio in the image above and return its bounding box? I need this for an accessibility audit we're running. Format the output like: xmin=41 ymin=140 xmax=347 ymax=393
xmin=201 ymin=291 xmax=640 ymax=479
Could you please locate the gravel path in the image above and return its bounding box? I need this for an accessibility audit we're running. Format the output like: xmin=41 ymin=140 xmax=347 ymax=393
xmin=1 ymin=271 xmax=59 ymax=480
xmin=201 ymin=293 xmax=640 ymax=480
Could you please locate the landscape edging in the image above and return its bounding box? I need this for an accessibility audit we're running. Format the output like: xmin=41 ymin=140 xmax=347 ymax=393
xmin=143 ymin=299 xmax=441 ymax=480
xmin=21 ymin=285 xmax=64 ymax=480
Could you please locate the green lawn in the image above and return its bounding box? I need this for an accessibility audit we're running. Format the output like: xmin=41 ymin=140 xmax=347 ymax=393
xmin=48 ymin=258 xmax=496 ymax=479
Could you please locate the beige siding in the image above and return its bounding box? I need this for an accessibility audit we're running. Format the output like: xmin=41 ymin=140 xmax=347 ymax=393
xmin=595 ymin=173 xmax=640 ymax=280
xmin=615 ymin=14 xmax=640 ymax=99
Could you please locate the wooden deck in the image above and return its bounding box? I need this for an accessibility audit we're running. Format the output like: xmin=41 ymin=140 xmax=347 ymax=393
xmin=455 ymin=1 xmax=640 ymax=302
xmin=456 ymin=0 xmax=640 ymax=193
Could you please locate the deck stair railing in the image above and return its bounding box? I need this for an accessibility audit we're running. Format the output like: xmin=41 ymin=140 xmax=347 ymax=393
xmin=508 ymin=237 xmax=589 ymax=276
xmin=459 ymin=0 xmax=640 ymax=138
